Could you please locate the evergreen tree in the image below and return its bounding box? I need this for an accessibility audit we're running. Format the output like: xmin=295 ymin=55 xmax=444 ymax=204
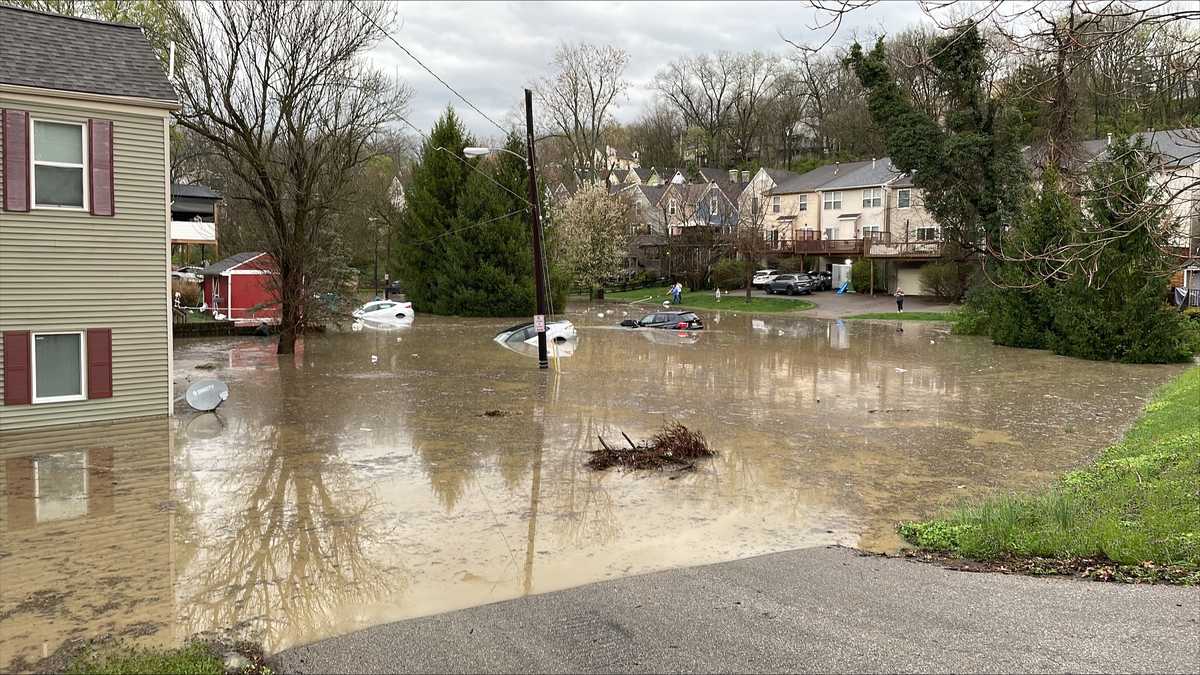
xmin=394 ymin=107 xmax=564 ymax=317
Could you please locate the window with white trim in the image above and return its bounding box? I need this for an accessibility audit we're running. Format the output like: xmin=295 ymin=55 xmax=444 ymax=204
xmin=862 ymin=187 xmax=882 ymax=208
xmin=32 ymin=331 xmax=86 ymax=403
xmin=32 ymin=120 xmax=87 ymax=209
xmin=823 ymin=191 xmax=842 ymax=210
xmin=798 ymin=194 xmax=807 ymax=211
xmin=771 ymin=195 xmax=781 ymax=213
xmin=862 ymin=224 xmax=882 ymax=235
xmin=710 ymin=194 xmax=719 ymax=214
xmin=897 ymin=188 xmax=912 ymax=208
xmin=916 ymin=225 xmax=939 ymax=241
xmin=668 ymin=198 xmax=677 ymax=216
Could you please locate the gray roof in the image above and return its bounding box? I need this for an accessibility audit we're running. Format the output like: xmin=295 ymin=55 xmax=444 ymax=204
xmin=200 ymin=252 xmax=265 ymax=276
xmin=1076 ymin=128 xmax=1199 ymax=167
xmin=698 ymin=167 xmax=731 ymax=184
xmin=637 ymin=184 xmax=667 ymax=206
xmin=0 ymin=6 xmax=177 ymax=104
xmin=817 ymin=159 xmax=898 ymax=190
xmin=763 ymin=168 xmax=799 ymax=184
xmin=767 ymin=163 xmax=844 ymax=195
xmin=629 ymin=167 xmax=653 ymax=181
xmin=171 ymin=182 xmax=221 ymax=200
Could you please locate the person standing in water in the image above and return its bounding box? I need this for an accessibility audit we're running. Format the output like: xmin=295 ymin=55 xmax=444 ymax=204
xmin=894 ymin=288 xmax=905 ymax=313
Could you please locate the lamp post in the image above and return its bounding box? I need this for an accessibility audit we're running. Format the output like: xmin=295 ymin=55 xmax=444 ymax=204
xmin=463 ymin=89 xmax=549 ymax=369
xmin=368 ymin=216 xmax=379 ymax=296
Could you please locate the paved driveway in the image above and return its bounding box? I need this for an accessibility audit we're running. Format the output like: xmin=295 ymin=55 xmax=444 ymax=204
xmin=276 ymin=546 xmax=1197 ymax=674
xmin=736 ymin=288 xmax=957 ymax=319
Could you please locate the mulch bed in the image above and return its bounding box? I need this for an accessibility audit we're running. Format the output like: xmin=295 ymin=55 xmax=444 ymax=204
xmin=863 ymin=549 xmax=1199 ymax=585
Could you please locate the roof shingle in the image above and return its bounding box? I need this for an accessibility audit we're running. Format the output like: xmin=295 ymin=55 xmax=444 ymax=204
xmin=0 ymin=6 xmax=177 ymax=104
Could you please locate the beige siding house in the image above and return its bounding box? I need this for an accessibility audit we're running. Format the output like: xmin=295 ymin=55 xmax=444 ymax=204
xmin=0 ymin=6 xmax=177 ymax=430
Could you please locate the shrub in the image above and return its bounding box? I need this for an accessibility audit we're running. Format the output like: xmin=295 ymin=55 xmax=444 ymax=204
xmin=711 ymin=258 xmax=750 ymax=290
xmin=919 ymin=260 xmax=972 ymax=301
xmin=777 ymin=256 xmax=808 ymax=273
xmin=850 ymin=259 xmax=887 ymax=293
xmin=172 ymin=279 xmax=201 ymax=307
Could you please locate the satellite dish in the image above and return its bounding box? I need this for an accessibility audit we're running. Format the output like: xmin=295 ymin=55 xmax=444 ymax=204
xmin=185 ymin=379 xmax=229 ymax=411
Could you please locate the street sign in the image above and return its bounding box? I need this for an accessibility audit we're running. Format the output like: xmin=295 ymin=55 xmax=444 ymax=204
xmin=534 ymin=314 xmax=546 ymax=332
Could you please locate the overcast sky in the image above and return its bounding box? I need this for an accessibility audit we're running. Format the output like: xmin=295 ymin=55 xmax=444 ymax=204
xmin=367 ymin=1 xmax=936 ymax=141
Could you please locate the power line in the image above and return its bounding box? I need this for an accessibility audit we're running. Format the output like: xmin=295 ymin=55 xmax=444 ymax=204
xmin=408 ymin=208 xmax=527 ymax=246
xmin=396 ymin=114 xmax=531 ymax=206
xmin=352 ymin=1 xmax=512 ymax=138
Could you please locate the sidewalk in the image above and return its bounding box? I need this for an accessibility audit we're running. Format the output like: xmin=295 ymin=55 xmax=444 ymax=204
xmin=275 ymin=546 xmax=1197 ymax=674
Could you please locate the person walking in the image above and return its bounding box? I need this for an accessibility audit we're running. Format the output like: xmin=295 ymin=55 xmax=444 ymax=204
xmin=894 ymin=288 xmax=905 ymax=313
xmin=671 ymin=282 xmax=682 ymax=304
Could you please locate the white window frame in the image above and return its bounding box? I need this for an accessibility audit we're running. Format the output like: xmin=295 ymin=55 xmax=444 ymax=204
xmin=30 ymin=118 xmax=89 ymax=211
xmin=771 ymin=195 xmax=781 ymax=213
xmin=668 ymin=198 xmax=677 ymax=216
xmin=710 ymin=194 xmax=719 ymax=214
xmin=798 ymin=194 xmax=808 ymax=211
xmin=862 ymin=187 xmax=882 ymax=208
xmin=823 ymin=191 xmax=842 ymax=210
xmin=916 ymin=225 xmax=939 ymax=241
xmin=897 ymin=188 xmax=912 ymax=209
xmin=30 ymin=330 xmax=88 ymax=404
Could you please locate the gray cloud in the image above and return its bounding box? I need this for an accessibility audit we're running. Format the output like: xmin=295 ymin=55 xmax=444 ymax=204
xmin=367 ymin=1 xmax=932 ymax=140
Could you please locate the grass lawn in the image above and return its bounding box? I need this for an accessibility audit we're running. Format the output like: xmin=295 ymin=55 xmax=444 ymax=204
xmin=65 ymin=643 xmax=229 ymax=675
xmin=843 ymin=311 xmax=958 ymax=322
xmin=604 ymin=286 xmax=814 ymax=313
xmin=899 ymin=366 xmax=1200 ymax=583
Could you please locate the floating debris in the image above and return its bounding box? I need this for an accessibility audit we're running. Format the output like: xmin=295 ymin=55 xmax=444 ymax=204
xmin=588 ymin=422 xmax=715 ymax=471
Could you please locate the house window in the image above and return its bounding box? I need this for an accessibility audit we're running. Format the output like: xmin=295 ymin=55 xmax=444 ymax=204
xmin=710 ymin=195 xmax=719 ymax=214
xmin=668 ymin=199 xmax=677 ymax=216
xmin=916 ymin=226 xmax=939 ymax=241
xmin=771 ymin=196 xmax=781 ymax=214
xmin=824 ymin=226 xmax=837 ymax=240
xmin=823 ymin=191 xmax=842 ymax=210
xmin=862 ymin=224 xmax=882 ymax=234
xmin=752 ymin=196 xmax=760 ymax=215
xmin=862 ymin=187 xmax=882 ymax=208
xmin=32 ymin=120 xmax=87 ymax=209
xmin=798 ymin=195 xmax=807 ymax=211
xmin=31 ymin=331 xmax=86 ymax=403
xmin=897 ymin=189 xmax=912 ymax=209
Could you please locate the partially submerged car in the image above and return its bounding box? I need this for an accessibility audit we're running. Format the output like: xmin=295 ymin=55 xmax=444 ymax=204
xmin=353 ymin=299 xmax=415 ymax=321
xmin=619 ymin=311 xmax=704 ymax=330
xmin=751 ymin=269 xmax=779 ymax=288
xmin=494 ymin=320 xmax=577 ymax=346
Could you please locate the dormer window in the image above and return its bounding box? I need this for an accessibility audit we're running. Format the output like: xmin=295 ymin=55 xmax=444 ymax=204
xmin=710 ymin=195 xmax=719 ymax=214
xmin=668 ymin=199 xmax=677 ymax=216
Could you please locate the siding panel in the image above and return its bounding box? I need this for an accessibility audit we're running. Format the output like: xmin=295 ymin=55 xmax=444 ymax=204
xmin=0 ymin=96 xmax=169 ymax=430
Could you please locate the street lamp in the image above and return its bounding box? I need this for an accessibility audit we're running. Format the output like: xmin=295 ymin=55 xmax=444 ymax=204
xmin=462 ymin=90 xmax=550 ymax=370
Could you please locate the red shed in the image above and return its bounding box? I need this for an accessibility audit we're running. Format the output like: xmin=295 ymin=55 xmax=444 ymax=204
xmin=199 ymin=252 xmax=280 ymax=324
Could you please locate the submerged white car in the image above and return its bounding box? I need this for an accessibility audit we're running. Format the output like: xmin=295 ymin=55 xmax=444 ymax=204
xmin=353 ymin=300 xmax=415 ymax=321
xmin=494 ymin=320 xmax=577 ymax=346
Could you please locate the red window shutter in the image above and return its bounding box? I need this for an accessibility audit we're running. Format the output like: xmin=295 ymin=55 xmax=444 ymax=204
xmin=88 ymin=119 xmax=115 ymax=216
xmin=86 ymin=328 xmax=113 ymax=399
xmin=2 ymin=109 xmax=30 ymax=212
xmin=2 ymin=331 xmax=32 ymax=405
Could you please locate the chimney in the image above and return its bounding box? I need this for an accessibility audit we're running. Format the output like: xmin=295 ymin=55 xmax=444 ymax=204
xmin=740 ymin=170 xmax=750 ymax=183
xmin=729 ymin=169 xmax=738 ymax=184
xmin=1107 ymin=133 xmax=1112 ymax=146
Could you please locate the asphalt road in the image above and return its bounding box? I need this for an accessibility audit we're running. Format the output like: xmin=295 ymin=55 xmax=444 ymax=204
xmin=275 ymin=546 xmax=1198 ymax=674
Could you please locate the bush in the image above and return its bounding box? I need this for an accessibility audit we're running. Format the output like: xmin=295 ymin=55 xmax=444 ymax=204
xmin=919 ymin=260 xmax=973 ymax=301
xmin=849 ymin=259 xmax=886 ymax=293
xmin=711 ymin=258 xmax=750 ymax=290
xmin=777 ymin=257 xmax=808 ymax=273
xmin=172 ymin=279 xmax=201 ymax=307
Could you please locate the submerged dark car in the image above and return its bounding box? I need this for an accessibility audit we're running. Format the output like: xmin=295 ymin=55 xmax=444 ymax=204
xmin=620 ymin=311 xmax=704 ymax=330
xmin=766 ymin=274 xmax=813 ymax=295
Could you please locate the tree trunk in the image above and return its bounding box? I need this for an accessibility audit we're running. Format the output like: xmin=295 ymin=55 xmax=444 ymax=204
xmin=276 ymin=274 xmax=302 ymax=355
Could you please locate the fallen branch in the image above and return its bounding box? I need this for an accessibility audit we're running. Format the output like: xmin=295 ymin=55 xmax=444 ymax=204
xmin=588 ymin=422 xmax=715 ymax=471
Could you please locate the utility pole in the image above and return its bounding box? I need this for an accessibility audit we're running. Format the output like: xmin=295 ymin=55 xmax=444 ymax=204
xmin=524 ymin=88 xmax=549 ymax=369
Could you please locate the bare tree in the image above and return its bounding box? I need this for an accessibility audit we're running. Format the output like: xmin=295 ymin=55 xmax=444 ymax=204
xmin=170 ymin=0 xmax=410 ymax=353
xmin=535 ymin=42 xmax=629 ymax=185
xmin=628 ymin=101 xmax=685 ymax=169
xmin=729 ymin=52 xmax=785 ymax=164
xmin=654 ymin=53 xmax=740 ymax=165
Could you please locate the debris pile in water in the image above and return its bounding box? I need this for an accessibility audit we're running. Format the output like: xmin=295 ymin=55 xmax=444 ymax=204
xmin=587 ymin=423 xmax=714 ymax=471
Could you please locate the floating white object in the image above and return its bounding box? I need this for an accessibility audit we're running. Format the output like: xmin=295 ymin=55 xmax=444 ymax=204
xmin=351 ymin=321 xmax=364 ymax=332
xmin=895 ymin=368 xmax=908 ymax=373
xmin=185 ymin=379 xmax=229 ymax=411
xmin=370 ymin=355 xmax=379 ymax=364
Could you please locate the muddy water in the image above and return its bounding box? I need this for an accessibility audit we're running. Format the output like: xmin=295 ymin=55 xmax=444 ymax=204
xmin=0 ymin=306 xmax=1184 ymax=669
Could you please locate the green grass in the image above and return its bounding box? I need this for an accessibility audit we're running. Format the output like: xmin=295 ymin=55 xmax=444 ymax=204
xmin=604 ymin=286 xmax=814 ymax=313
xmin=899 ymin=366 xmax=1200 ymax=578
xmin=843 ymin=311 xmax=959 ymax=322
xmin=65 ymin=643 xmax=227 ymax=675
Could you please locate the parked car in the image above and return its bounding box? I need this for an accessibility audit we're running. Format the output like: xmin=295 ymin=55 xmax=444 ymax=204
xmin=353 ymin=299 xmax=415 ymax=321
xmin=172 ymin=266 xmax=203 ymax=283
xmin=766 ymin=274 xmax=813 ymax=295
xmin=751 ymin=269 xmax=779 ymax=288
xmin=619 ymin=311 xmax=704 ymax=330
xmin=806 ymin=270 xmax=833 ymax=291
xmin=494 ymin=320 xmax=577 ymax=345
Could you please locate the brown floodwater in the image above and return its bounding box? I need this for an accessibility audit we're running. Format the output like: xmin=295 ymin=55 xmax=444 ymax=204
xmin=0 ymin=305 xmax=1186 ymax=670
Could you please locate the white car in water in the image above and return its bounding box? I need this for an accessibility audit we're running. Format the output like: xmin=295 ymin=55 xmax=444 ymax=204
xmin=353 ymin=300 xmax=415 ymax=321
xmin=751 ymin=269 xmax=779 ymax=288
xmin=494 ymin=320 xmax=577 ymax=346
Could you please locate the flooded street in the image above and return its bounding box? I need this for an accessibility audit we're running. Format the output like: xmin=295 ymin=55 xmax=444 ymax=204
xmin=0 ymin=306 xmax=1185 ymax=670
